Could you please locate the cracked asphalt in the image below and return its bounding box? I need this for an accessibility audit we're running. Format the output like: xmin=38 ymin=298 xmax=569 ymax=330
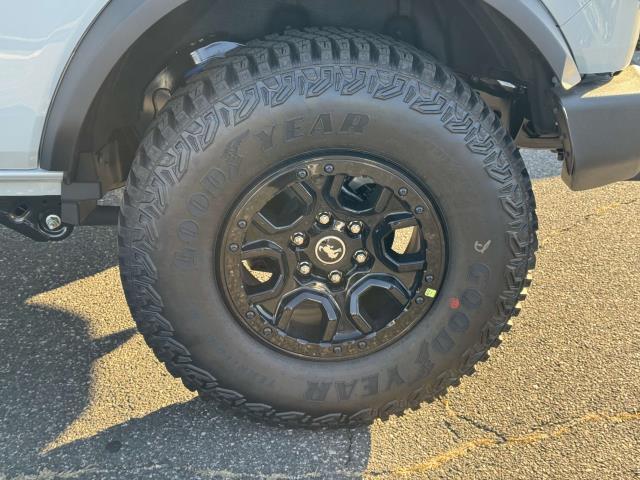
xmin=1 ymin=149 xmax=639 ymax=479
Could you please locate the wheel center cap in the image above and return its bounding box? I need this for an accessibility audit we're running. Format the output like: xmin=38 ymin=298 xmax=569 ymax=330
xmin=315 ymin=236 xmax=347 ymax=265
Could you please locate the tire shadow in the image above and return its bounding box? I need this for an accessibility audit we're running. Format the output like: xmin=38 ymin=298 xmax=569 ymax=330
xmin=44 ymin=401 xmax=371 ymax=479
xmin=0 ymin=225 xmax=371 ymax=479
xmin=0 ymin=226 xmax=134 ymax=475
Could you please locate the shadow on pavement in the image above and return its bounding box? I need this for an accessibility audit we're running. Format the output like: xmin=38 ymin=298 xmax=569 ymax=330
xmin=45 ymin=401 xmax=371 ymax=479
xmin=521 ymin=149 xmax=562 ymax=180
xmin=0 ymin=225 xmax=371 ymax=479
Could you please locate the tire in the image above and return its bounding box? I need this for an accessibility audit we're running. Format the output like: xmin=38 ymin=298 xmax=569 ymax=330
xmin=119 ymin=27 xmax=537 ymax=427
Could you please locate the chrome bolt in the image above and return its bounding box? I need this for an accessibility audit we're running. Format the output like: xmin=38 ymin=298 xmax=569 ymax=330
xmin=354 ymin=250 xmax=368 ymax=264
xmin=298 ymin=262 xmax=312 ymax=276
xmin=263 ymin=327 xmax=273 ymax=336
xmin=348 ymin=221 xmax=363 ymax=235
xmin=245 ymin=311 xmax=256 ymax=320
xmin=357 ymin=341 xmax=367 ymax=349
xmin=297 ymin=169 xmax=308 ymax=179
xmin=416 ymin=296 xmax=425 ymax=305
xmin=415 ymin=206 xmax=425 ymax=215
xmin=398 ymin=187 xmax=408 ymax=197
xmin=324 ymin=164 xmax=335 ymax=174
xmin=328 ymin=270 xmax=343 ymax=284
xmin=229 ymin=243 xmax=239 ymax=253
xmin=44 ymin=214 xmax=62 ymax=231
xmin=333 ymin=346 xmax=343 ymax=354
xmin=237 ymin=220 xmax=248 ymax=229
xmin=317 ymin=212 xmax=332 ymax=226
xmin=291 ymin=232 xmax=306 ymax=246
xmin=425 ymin=274 xmax=434 ymax=283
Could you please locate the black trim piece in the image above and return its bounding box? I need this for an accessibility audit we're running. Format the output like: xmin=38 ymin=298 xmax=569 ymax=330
xmin=61 ymin=181 xmax=102 ymax=202
xmin=82 ymin=205 xmax=120 ymax=226
xmin=558 ymin=66 xmax=640 ymax=191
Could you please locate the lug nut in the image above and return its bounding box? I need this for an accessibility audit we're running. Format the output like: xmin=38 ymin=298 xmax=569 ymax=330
xmin=317 ymin=212 xmax=332 ymax=226
xmin=328 ymin=270 xmax=343 ymax=284
xmin=291 ymin=232 xmax=306 ymax=246
xmin=348 ymin=221 xmax=363 ymax=235
xmin=298 ymin=262 xmax=312 ymax=276
xmin=44 ymin=214 xmax=62 ymax=231
xmin=354 ymin=250 xmax=369 ymax=264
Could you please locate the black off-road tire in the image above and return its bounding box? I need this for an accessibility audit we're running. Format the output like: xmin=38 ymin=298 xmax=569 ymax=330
xmin=118 ymin=27 xmax=537 ymax=427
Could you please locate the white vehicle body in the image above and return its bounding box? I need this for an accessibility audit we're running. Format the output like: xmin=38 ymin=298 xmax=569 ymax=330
xmin=1 ymin=0 xmax=638 ymax=176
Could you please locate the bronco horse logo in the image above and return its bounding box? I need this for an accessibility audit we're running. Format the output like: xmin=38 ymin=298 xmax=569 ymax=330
xmin=315 ymin=236 xmax=346 ymax=265
xmin=320 ymin=243 xmax=343 ymax=260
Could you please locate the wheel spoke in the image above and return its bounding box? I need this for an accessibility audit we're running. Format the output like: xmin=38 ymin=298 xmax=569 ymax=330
xmin=373 ymin=187 xmax=393 ymax=213
xmin=390 ymin=254 xmax=425 ymax=273
xmin=321 ymin=316 xmax=339 ymax=342
xmin=275 ymin=289 xmax=340 ymax=342
xmin=290 ymin=182 xmax=315 ymax=208
xmin=326 ymin=174 xmax=348 ymax=203
xmin=387 ymin=211 xmax=421 ymax=229
xmin=348 ymin=308 xmax=373 ymax=334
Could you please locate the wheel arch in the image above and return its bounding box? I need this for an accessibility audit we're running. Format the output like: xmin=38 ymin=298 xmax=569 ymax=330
xmin=41 ymin=0 xmax=572 ymax=223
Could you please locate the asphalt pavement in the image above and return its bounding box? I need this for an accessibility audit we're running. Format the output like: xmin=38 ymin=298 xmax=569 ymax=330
xmin=1 ymin=146 xmax=639 ymax=479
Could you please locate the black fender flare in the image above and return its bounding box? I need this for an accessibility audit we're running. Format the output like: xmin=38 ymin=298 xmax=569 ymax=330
xmin=482 ymin=0 xmax=581 ymax=89
xmin=40 ymin=0 xmax=581 ymax=174
xmin=40 ymin=0 xmax=192 ymax=173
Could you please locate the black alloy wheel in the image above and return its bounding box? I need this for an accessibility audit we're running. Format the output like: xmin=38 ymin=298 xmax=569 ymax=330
xmin=220 ymin=155 xmax=446 ymax=360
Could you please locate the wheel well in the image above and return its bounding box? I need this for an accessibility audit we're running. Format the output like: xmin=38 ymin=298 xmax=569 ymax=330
xmin=59 ymin=0 xmax=558 ymax=221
